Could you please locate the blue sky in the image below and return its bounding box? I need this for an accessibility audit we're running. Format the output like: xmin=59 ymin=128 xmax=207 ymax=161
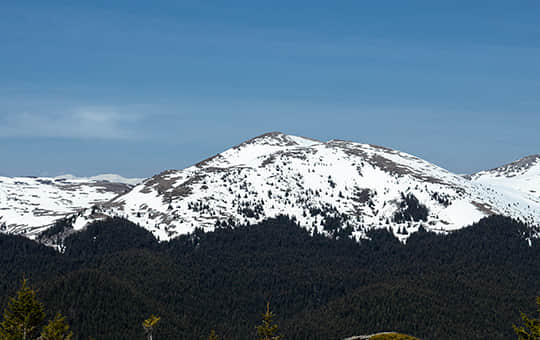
xmin=1 ymin=1 xmax=539 ymax=177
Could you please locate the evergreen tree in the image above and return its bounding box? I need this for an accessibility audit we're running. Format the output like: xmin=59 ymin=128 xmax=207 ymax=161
xmin=0 ymin=278 xmax=45 ymax=340
xmin=514 ymin=297 xmax=540 ymax=339
xmin=142 ymin=315 xmax=160 ymax=340
xmin=255 ymin=303 xmax=282 ymax=340
xmin=39 ymin=313 xmax=73 ymax=340
xmin=208 ymin=330 xmax=219 ymax=340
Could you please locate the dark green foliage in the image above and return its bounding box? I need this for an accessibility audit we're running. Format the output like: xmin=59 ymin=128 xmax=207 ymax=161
xmin=0 ymin=215 xmax=539 ymax=339
xmin=38 ymin=268 xmax=186 ymax=339
xmin=430 ymin=192 xmax=450 ymax=207
xmin=63 ymin=217 xmax=157 ymax=257
xmin=514 ymin=297 xmax=540 ymax=339
xmin=0 ymin=234 xmax=57 ymax=260
xmin=256 ymin=303 xmax=282 ymax=340
xmin=393 ymin=193 xmax=428 ymax=223
xmin=39 ymin=218 xmax=74 ymax=241
xmin=0 ymin=278 xmax=45 ymax=340
xmin=40 ymin=313 xmax=73 ymax=340
xmin=0 ymin=279 xmax=73 ymax=340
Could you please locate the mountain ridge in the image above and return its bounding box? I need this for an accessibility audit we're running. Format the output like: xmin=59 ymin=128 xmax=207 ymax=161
xmin=468 ymin=154 xmax=540 ymax=179
xmin=0 ymin=174 xmax=139 ymax=238
xmin=66 ymin=132 xmax=540 ymax=242
xmin=1 ymin=132 xmax=539 ymax=244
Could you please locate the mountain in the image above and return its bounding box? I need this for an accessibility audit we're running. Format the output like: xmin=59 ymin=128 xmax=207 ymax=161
xmin=1 ymin=132 xmax=538 ymax=244
xmin=0 ymin=175 xmax=141 ymax=238
xmin=468 ymin=155 xmax=540 ymax=210
xmin=470 ymin=154 xmax=540 ymax=180
xmin=54 ymin=174 xmax=144 ymax=186
xmin=68 ymin=132 xmax=539 ymax=242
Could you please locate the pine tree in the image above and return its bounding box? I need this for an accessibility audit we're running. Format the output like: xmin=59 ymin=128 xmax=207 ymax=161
xmin=0 ymin=278 xmax=45 ymax=340
xmin=39 ymin=313 xmax=73 ymax=340
xmin=208 ymin=329 xmax=219 ymax=340
xmin=514 ymin=297 xmax=540 ymax=339
xmin=142 ymin=315 xmax=160 ymax=340
xmin=255 ymin=302 xmax=282 ymax=340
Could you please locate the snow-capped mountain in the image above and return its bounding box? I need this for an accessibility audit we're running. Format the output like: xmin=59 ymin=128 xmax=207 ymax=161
xmin=468 ymin=155 xmax=540 ymax=194
xmin=70 ymin=132 xmax=539 ymax=242
xmin=466 ymin=155 xmax=540 ymax=223
xmin=54 ymin=174 xmax=144 ymax=186
xmin=0 ymin=175 xmax=141 ymax=238
xmin=2 ymin=132 xmax=539 ymax=244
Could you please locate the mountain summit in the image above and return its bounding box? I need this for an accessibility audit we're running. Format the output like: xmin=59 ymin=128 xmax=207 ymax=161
xmin=468 ymin=155 xmax=540 ymax=215
xmin=1 ymin=133 xmax=539 ymax=243
xmin=469 ymin=154 xmax=540 ymax=179
xmin=70 ymin=133 xmax=540 ymax=242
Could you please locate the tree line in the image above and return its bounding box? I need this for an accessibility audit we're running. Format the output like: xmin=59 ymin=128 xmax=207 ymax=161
xmin=1 ymin=215 xmax=540 ymax=339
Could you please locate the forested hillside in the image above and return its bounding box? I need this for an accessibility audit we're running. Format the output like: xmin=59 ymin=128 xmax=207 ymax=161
xmin=1 ymin=216 xmax=539 ymax=339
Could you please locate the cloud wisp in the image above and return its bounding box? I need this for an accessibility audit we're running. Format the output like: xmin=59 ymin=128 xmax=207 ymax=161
xmin=0 ymin=109 xmax=145 ymax=140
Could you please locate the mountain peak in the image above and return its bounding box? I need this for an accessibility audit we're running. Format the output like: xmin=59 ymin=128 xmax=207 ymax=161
xmin=2 ymin=133 xmax=539 ymax=246
xmin=192 ymin=132 xmax=321 ymax=169
xmin=519 ymin=154 xmax=540 ymax=163
xmin=91 ymin=132 xmax=540 ymax=242
xmin=502 ymin=154 xmax=540 ymax=168
xmin=473 ymin=154 xmax=540 ymax=179
xmin=235 ymin=131 xmax=321 ymax=148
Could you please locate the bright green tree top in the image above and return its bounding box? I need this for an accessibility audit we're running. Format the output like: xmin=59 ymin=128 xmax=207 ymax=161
xmin=142 ymin=315 xmax=160 ymax=340
xmin=256 ymin=302 xmax=282 ymax=340
xmin=514 ymin=297 xmax=540 ymax=339
xmin=39 ymin=313 xmax=73 ymax=340
xmin=0 ymin=278 xmax=45 ymax=340
xmin=208 ymin=329 xmax=219 ymax=340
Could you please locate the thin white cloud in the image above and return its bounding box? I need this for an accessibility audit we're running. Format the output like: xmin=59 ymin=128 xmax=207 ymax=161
xmin=0 ymin=108 xmax=145 ymax=139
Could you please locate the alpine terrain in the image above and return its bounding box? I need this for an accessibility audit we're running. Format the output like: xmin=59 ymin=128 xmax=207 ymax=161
xmin=0 ymin=174 xmax=141 ymax=238
xmin=1 ymin=132 xmax=539 ymax=244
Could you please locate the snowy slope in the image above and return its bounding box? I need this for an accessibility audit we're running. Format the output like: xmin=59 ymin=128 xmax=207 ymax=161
xmin=0 ymin=175 xmax=139 ymax=238
xmin=3 ymin=132 xmax=538 ymax=244
xmin=54 ymin=174 xmax=143 ymax=186
xmin=468 ymin=155 xmax=540 ymax=224
xmin=70 ymin=132 xmax=540 ymax=242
